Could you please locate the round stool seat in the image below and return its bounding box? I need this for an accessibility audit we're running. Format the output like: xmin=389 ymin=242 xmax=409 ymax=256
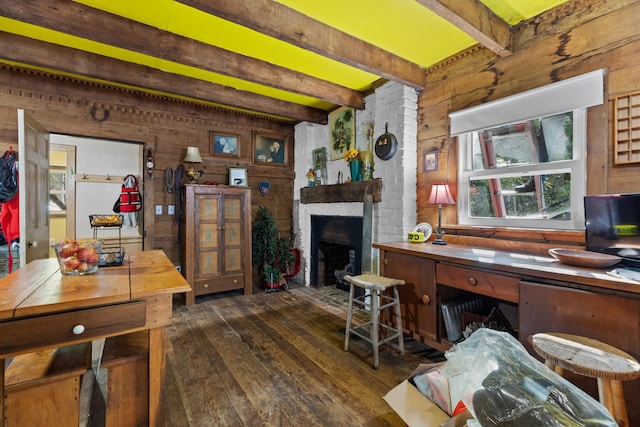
xmin=531 ymin=333 xmax=640 ymax=381
xmin=344 ymin=273 xmax=405 ymax=291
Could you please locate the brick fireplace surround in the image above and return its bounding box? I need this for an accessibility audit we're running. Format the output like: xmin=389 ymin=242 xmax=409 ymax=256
xmin=294 ymin=82 xmax=418 ymax=286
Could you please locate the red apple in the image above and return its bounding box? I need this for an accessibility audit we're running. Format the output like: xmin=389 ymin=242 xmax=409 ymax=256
xmin=59 ymin=242 xmax=79 ymax=258
xmin=76 ymin=246 xmax=97 ymax=262
xmin=63 ymin=256 xmax=81 ymax=271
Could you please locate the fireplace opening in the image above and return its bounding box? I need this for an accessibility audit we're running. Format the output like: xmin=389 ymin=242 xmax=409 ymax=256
xmin=310 ymin=215 xmax=363 ymax=290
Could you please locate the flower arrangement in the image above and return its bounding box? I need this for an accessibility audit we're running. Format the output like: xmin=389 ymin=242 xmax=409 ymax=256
xmin=344 ymin=148 xmax=360 ymax=162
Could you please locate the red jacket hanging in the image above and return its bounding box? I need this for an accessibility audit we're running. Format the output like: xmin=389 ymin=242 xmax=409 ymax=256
xmin=119 ymin=174 xmax=142 ymax=212
xmin=0 ymin=189 xmax=19 ymax=273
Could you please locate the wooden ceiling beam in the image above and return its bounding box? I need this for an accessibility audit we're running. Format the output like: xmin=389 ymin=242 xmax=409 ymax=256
xmin=177 ymin=0 xmax=427 ymax=90
xmin=0 ymin=32 xmax=328 ymax=124
xmin=415 ymin=0 xmax=512 ymax=57
xmin=0 ymin=0 xmax=363 ymax=109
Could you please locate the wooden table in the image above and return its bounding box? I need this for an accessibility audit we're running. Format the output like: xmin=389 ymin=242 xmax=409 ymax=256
xmin=0 ymin=250 xmax=191 ymax=427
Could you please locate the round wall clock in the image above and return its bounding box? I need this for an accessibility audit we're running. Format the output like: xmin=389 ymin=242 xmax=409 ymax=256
xmin=375 ymin=123 xmax=398 ymax=160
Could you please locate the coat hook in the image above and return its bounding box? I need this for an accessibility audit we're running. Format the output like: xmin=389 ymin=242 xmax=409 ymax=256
xmin=106 ymin=174 xmax=112 ymax=180
xmin=83 ymin=173 xmax=89 ymax=180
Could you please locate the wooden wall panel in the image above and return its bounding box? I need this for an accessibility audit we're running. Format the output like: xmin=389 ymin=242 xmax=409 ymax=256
xmin=0 ymin=66 xmax=295 ymax=282
xmin=418 ymin=0 xmax=640 ymax=246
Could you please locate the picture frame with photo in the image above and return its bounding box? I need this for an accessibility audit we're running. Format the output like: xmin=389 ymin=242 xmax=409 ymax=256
xmin=229 ymin=167 xmax=248 ymax=186
xmin=253 ymin=131 xmax=287 ymax=166
xmin=211 ymin=132 xmax=240 ymax=157
xmin=312 ymin=147 xmax=327 ymax=170
xmin=424 ymin=150 xmax=438 ymax=172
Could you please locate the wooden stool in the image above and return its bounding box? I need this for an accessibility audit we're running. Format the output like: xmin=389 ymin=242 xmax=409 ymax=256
xmin=344 ymin=274 xmax=405 ymax=369
xmin=530 ymin=332 xmax=640 ymax=427
xmin=4 ymin=343 xmax=92 ymax=426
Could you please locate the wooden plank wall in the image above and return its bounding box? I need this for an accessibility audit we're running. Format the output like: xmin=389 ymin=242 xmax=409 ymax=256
xmin=417 ymin=0 xmax=640 ymax=249
xmin=0 ymin=66 xmax=295 ymax=275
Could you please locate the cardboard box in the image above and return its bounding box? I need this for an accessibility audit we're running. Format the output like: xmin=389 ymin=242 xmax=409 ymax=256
xmin=383 ymin=364 xmax=473 ymax=427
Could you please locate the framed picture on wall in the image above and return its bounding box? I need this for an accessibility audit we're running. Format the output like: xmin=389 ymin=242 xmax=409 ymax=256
xmin=312 ymin=147 xmax=327 ymax=170
xmin=329 ymin=107 xmax=355 ymax=160
xmin=253 ymin=131 xmax=287 ymax=165
xmin=424 ymin=150 xmax=438 ymax=172
xmin=229 ymin=168 xmax=248 ymax=186
xmin=211 ymin=132 xmax=240 ymax=157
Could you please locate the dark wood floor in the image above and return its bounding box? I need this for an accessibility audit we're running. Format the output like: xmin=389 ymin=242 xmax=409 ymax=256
xmin=82 ymin=286 xmax=444 ymax=426
xmin=160 ymin=287 xmax=444 ymax=426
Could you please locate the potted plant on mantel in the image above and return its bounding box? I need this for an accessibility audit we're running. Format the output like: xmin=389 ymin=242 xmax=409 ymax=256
xmin=252 ymin=206 xmax=295 ymax=292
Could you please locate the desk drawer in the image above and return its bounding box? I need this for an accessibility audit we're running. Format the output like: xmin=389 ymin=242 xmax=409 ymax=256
xmin=436 ymin=264 xmax=519 ymax=303
xmin=0 ymin=301 xmax=146 ymax=357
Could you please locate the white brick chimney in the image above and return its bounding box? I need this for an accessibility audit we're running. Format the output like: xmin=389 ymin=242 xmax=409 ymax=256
xmin=294 ymin=81 xmax=418 ymax=285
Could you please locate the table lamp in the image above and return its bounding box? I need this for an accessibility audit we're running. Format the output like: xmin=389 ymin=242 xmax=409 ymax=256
xmin=428 ymin=183 xmax=455 ymax=245
xmin=183 ymin=146 xmax=203 ymax=183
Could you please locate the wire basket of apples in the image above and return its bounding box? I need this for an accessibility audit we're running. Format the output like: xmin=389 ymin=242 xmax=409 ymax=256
xmin=53 ymin=238 xmax=102 ymax=275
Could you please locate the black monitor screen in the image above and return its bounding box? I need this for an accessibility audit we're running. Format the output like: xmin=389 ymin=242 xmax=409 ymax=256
xmin=584 ymin=193 xmax=640 ymax=260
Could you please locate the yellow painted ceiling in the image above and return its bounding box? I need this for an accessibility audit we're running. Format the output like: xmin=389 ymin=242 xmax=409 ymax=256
xmin=1 ymin=0 xmax=568 ymax=121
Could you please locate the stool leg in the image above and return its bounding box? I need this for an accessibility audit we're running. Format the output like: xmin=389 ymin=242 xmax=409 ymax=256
xmin=611 ymin=380 xmax=629 ymax=427
xmin=393 ymin=286 xmax=404 ymax=356
xmin=597 ymin=378 xmax=615 ymax=419
xmin=372 ymin=289 xmax=379 ymax=370
xmin=344 ymin=283 xmax=355 ymax=352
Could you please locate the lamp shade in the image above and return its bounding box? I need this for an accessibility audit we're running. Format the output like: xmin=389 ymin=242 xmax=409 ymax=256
xmin=428 ymin=184 xmax=455 ymax=205
xmin=183 ymin=146 xmax=203 ymax=163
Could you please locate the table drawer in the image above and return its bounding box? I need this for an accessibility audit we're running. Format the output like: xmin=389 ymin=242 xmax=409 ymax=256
xmin=195 ymin=276 xmax=244 ymax=295
xmin=0 ymin=301 xmax=146 ymax=357
xmin=436 ymin=264 xmax=519 ymax=303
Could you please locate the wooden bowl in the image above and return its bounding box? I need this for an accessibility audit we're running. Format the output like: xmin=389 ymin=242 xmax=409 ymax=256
xmin=548 ymin=248 xmax=621 ymax=269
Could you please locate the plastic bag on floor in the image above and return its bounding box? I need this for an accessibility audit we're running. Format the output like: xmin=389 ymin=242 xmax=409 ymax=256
xmin=424 ymin=329 xmax=617 ymax=426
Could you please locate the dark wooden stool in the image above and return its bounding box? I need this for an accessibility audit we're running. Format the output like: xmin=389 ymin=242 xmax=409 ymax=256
xmin=344 ymin=274 xmax=405 ymax=369
xmin=530 ymin=332 xmax=640 ymax=427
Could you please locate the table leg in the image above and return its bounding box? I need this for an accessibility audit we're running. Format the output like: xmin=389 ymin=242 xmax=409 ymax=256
xmin=1 ymin=358 xmax=4 ymax=427
xmin=148 ymin=328 xmax=165 ymax=427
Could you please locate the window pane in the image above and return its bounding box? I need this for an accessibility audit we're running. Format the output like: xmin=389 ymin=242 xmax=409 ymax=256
xmin=469 ymin=173 xmax=571 ymax=219
xmin=472 ymin=113 xmax=574 ymax=171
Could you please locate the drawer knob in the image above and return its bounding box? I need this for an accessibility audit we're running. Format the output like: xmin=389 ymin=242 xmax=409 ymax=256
xmin=421 ymin=295 xmax=431 ymax=305
xmin=72 ymin=324 xmax=85 ymax=335
xmin=233 ymin=279 xmax=238 ymax=284
xmin=203 ymin=283 xmax=209 ymax=288
xmin=467 ymin=277 xmax=478 ymax=286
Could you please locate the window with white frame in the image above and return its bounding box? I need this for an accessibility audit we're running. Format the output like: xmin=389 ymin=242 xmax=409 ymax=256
xmin=450 ymin=70 xmax=604 ymax=230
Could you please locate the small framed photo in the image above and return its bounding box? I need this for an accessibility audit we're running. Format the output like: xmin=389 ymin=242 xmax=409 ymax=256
xmin=312 ymin=147 xmax=327 ymax=170
xmin=211 ymin=132 xmax=240 ymax=157
xmin=253 ymin=131 xmax=287 ymax=166
xmin=229 ymin=168 xmax=248 ymax=186
xmin=424 ymin=150 xmax=438 ymax=172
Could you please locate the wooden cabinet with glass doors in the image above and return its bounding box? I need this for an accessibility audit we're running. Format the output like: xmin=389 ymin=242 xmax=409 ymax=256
xmin=182 ymin=185 xmax=252 ymax=304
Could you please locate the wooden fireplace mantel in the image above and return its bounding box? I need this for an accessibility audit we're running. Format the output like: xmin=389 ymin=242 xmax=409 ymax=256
xmin=300 ymin=178 xmax=382 ymax=204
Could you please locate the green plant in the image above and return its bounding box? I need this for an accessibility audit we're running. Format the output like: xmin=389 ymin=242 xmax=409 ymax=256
xmin=252 ymin=206 xmax=294 ymax=286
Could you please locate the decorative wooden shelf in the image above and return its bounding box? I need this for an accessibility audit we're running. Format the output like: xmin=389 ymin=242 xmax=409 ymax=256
xmin=614 ymin=91 xmax=640 ymax=164
xmin=300 ymin=178 xmax=382 ymax=204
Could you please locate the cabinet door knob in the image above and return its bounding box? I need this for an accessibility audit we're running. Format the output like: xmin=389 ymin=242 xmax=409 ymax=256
xmin=467 ymin=276 xmax=478 ymax=286
xmin=203 ymin=283 xmax=209 ymax=288
xmin=421 ymin=295 xmax=431 ymax=305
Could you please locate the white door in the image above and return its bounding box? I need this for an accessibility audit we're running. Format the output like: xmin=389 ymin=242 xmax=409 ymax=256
xmin=18 ymin=109 xmax=50 ymax=265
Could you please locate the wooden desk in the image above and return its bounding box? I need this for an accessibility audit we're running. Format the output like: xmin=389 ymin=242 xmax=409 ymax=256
xmin=375 ymin=241 xmax=640 ymax=426
xmin=0 ymin=250 xmax=191 ymax=427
